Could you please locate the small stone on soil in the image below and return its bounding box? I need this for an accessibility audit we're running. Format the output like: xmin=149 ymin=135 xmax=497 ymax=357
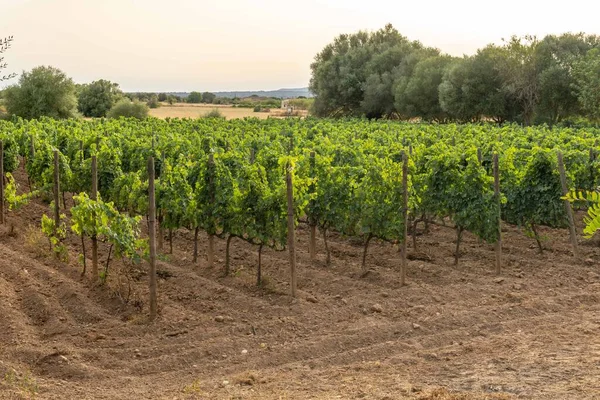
xmin=370 ymin=303 xmax=383 ymax=313
xmin=494 ymin=277 xmax=505 ymax=284
xmin=412 ymin=323 xmax=421 ymax=330
xmin=214 ymin=316 xmax=225 ymax=323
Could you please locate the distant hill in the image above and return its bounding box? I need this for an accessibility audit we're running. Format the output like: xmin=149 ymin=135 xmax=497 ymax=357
xmin=167 ymin=88 xmax=313 ymax=99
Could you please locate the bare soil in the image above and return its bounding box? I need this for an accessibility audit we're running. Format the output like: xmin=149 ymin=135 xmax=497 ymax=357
xmin=1 ymin=163 xmax=599 ymax=399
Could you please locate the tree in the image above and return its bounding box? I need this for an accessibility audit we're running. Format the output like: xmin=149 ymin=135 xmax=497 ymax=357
xmin=202 ymin=92 xmax=216 ymax=104
xmin=107 ymin=99 xmax=148 ymax=119
xmin=310 ymin=24 xmax=445 ymax=119
xmin=310 ymin=26 xmax=390 ymax=117
xmin=439 ymin=46 xmax=517 ymax=122
xmin=4 ymin=66 xmax=77 ymax=119
xmin=147 ymin=93 xmax=160 ymax=108
xmin=0 ymin=36 xmax=16 ymax=82
xmin=77 ymin=79 xmax=123 ymax=117
xmin=166 ymin=95 xmax=177 ymax=105
xmin=394 ymin=55 xmax=454 ymax=121
xmin=497 ymin=36 xmax=541 ymax=126
xmin=187 ymin=91 xmax=202 ymax=103
xmin=573 ymin=48 xmax=600 ymax=121
xmin=534 ymin=33 xmax=599 ymax=123
xmin=158 ymin=93 xmax=167 ymax=102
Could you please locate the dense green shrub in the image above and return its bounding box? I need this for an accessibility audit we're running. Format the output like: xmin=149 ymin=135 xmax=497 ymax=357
xmin=107 ymin=99 xmax=149 ymax=119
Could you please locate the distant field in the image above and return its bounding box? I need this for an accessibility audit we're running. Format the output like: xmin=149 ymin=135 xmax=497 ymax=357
xmin=149 ymin=103 xmax=307 ymax=120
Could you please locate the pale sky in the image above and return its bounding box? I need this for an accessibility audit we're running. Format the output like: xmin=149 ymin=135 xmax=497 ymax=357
xmin=2 ymin=0 xmax=599 ymax=92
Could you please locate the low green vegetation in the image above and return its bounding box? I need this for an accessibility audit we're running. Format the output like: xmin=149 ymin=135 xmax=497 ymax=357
xmin=107 ymin=99 xmax=149 ymax=119
xmin=2 ymin=117 xmax=599 ymax=276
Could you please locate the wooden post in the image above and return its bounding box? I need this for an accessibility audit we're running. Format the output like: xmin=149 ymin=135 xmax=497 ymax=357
xmin=30 ymin=136 xmax=35 ymax=159
xmin=286 ymin=161 xmax=297 ymax=297
xmin=53 ymin=150 xmax=60 ymax=230
xmin=400 ymin=151 xmax=408 ymax=286
xmin=308 ymin=151 xmax=316 ymax=262
xmin=0 ymin=140 xmax=4 ymax=225
xmin=207 ymin=153 xmax=215 ymax=268
xmin=493 ymin=154 xmax=501 ymax=275
xmin=557 ymin=151 xmax=579 ymax=258
xmin=148 ymin=156 xmax=158 ymax=320
xmin=158 ymin=150 xmax=166 ymax=252
xmin=91 ymin=155 xmax=98 ymax=280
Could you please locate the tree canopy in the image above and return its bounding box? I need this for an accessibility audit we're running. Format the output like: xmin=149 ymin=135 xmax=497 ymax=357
xmin=5 ymin=65 xmax=77 ymax=119
xmin=573 ymin=48 xmax=600 ymax=121
xmin=202 ymin=92 xmax=216 ymax=104
xmin=310 ymin=25 xmax=600 ymax=124
xmin=187 ymin=91 xmax=202 ymax=103
xmin=78 ymin=79 xmax=123 ymax=117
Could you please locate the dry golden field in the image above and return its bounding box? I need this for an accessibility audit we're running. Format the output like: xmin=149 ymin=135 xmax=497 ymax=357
xmin=149 ymin=103 xmax=307 ymax=120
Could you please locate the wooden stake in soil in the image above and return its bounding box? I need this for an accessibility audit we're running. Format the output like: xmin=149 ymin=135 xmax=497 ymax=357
xmin=27 ymin=136 xmax=34 ymax=191
xmin=493 ymin=153 xmax=502 ymax=275
xmin=53 ymin=150 xmax=60 ymax=230
xmin=400 ymin=151 xmax=408 ymax=286
xmin=286 ymin=161 xmax=297 ymax=297
xmin=557 ymin=151 xmax=579 ymax=258
xmin=91 ymin=155 xmax=99 ymax=281
xmin=207 ymin=153 xmax=215 ymax=267
xmin=0 ymin=140 xmax=4 ymax=225
xmin=158 ymin=150 xmax=165 ymax=251
xmin=308 ymin=151 xmax=316 ymax=262
xmin=148 ymin=156 xmax=158 ymax=320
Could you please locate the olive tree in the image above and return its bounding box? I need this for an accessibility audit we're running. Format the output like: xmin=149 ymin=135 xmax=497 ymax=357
xmin=573 ymin=48 xmax=600 ymax=121
xmin=187 ymin=91 xmax=202 ymax=103
xmin=5 ymin=66 xmax=77 ymax=119
xmin=78 ymin=79 xmax=123 ymax=117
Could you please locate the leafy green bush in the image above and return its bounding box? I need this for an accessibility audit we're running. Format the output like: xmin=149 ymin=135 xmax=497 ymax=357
xmin=5 ymin=66 xmax=77 ymax=119
xmin=77 ymin=79 xmax=123 ymax=117
xmin=107 ymin=99 xmax=148 ymax=119
xmin=202 ymin=108 xmax=224 ymax=119
xmin=147 ymin=95 xmax=160 ymax=109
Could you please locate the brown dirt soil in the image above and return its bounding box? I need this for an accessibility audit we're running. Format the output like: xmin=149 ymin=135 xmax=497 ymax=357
xmin=1 ymin=162 xmax=600 ymax=399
